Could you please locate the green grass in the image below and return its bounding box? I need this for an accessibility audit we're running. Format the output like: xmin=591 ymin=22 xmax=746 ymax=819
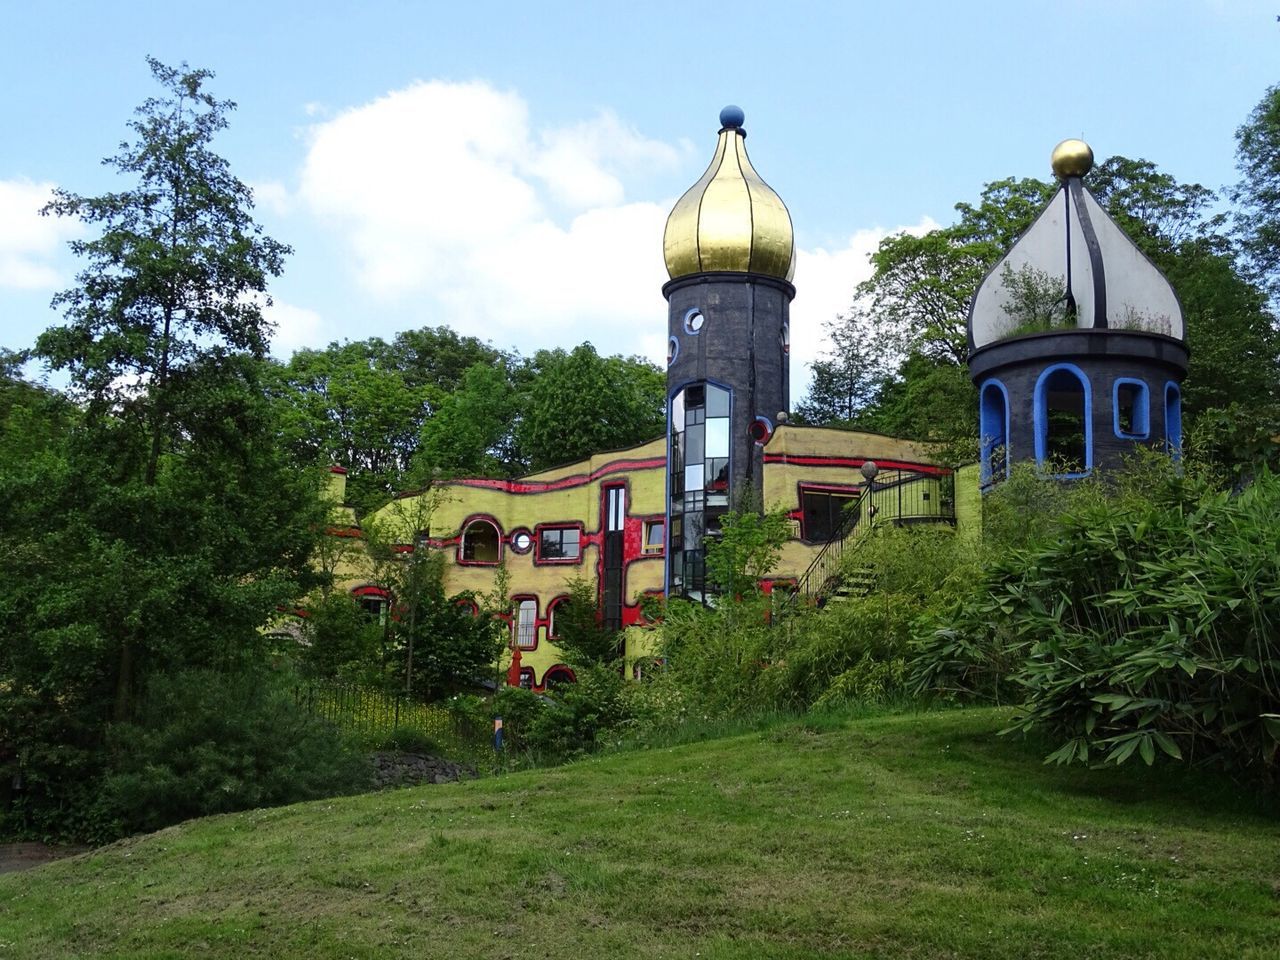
xmin=1 ymin=707 xmax=1277 ymax=959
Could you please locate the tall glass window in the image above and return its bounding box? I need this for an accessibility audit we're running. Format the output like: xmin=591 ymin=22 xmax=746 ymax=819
xmin=669 ymin=382 xmax=731 ymax=602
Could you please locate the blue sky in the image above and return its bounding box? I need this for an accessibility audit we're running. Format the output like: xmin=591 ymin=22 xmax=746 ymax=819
xmin=1 ymin=0 xmax=1275 ymax=392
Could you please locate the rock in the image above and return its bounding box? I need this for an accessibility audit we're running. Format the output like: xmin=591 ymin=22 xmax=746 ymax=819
xmin=368 ymin=751 xmax=477 ymax=789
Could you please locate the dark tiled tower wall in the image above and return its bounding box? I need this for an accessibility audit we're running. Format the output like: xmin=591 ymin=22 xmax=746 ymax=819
xmin=970 ymin=331 xmax=1189 ymax=475
xmin=664 ymin=272 xmax=794 ymax=512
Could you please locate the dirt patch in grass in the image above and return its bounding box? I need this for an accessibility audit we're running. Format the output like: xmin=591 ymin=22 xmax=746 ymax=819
xmin=0 ymin=842 xmax=91 ymax=874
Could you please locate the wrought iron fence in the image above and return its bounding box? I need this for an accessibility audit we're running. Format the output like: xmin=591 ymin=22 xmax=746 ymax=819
xmin=293 ymin=680 xmax=484 ymax=757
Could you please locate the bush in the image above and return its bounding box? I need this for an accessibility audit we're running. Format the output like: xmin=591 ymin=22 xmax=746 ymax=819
xmin=96 ymin=669 xmax=369 ymax=836
xmin=923 ymin=465 xmax=1280 ymax=778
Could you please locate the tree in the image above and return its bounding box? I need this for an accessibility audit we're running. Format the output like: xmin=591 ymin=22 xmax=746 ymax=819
xmin=2 ymin=53 xmax=320 ymax=824
xmin=516 ymin=344 xmax=665 ymax=472
xmin=1233 ymin=83 xmax=1280 ymax=306
xmin=416 ymin=359 xmax=524 ymax=478
xmin=794 ymin=308 xmax=889 ymax=425
xmin=37 ymin=57 xmax=290 ymax=488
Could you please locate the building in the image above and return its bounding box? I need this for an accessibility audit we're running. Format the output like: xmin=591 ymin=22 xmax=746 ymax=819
xmin=330 ymin=119 xmax=1182 ymax=691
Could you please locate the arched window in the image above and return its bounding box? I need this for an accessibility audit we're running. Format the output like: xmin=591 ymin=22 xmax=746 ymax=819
xmin=1165 ymin=382 xmax=1182 ymax=460
xmin=546 ymin=595 xmax=570 ymax=640
xmin=543 ymin=665 xmax=576 ymax=689
xmin=979 ymin=379 xmax=1009 ymax=488
xmin=1035 ymin=364 xmax=1091 ymax=477
xmin=351 ymin=585 xmax=389 ymax=624
xmin=459 ymin=517 xmax=501 ymax=564
xmin=1113 ymin=378 xmax=1150 ymax=440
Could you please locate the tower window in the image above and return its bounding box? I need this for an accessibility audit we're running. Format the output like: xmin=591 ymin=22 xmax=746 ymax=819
xmin=1165 ymin=382 xmax=1182 ymax=460
xmin=1113 ymin=378 xmax=1150 ymax=440
xmin=1034 ymin=364 xmax=1091 ymax=477
xmin=667 ymin=335 xmax=679 ymax=367
xmin=979 ymin=380 xmax=1009 ymax=488
xmin=684 ymin=309 xmax=705 ymax=335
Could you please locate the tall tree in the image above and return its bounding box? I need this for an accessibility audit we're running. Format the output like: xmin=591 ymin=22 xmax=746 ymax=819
xmin=38 ymin=57 xmax=290 ymax=488
xmin=23 ymin=57 xmax=315 ymax=721
xmin=1233 ymin=83 xmax=1280 ymax=306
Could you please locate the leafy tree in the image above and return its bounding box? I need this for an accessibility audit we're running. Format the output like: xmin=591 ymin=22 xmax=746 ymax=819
xmin=794 ymin=309 xmax=889 ymax=425
xmin=550 ymin=577 xmax=621 ymax=668
xmin=268 ymin=327 xmax=508 ymax=511
xmin=1233 ymin=83 xmax=1280 ymax=306
xmin=37 ymin=57 xmax=290 ymax=488
xmin=1 ymin=60 xmax=322 ymax=838
xmin=416 ymin=359 xmax=524 ymax=477
xmin=516 ymin=344 xmax=664 ymax=472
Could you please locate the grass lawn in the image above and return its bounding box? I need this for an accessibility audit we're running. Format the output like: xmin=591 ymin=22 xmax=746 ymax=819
xmin=1 ymin=706 xmax=1276 ymax=959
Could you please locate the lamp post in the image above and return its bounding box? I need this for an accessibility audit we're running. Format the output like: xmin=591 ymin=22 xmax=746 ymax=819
xmin=860 ymin=460 xmax=880 ymax=521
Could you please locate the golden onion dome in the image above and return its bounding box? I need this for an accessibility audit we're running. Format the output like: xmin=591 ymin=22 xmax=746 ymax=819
xmin=663 ymin=106 xmax=795 ymax=282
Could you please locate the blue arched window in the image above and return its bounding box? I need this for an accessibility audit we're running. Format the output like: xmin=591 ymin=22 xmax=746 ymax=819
xmin=1113 ymin=378 xmax=1150 ymax=440
xmin=1034 ymin=364 xmax=1092 ymax=477
xmin=979 ymin=379 xmax=1009 ymax=489
xmin=1164 ymin=382 xmax=1182 ymax=460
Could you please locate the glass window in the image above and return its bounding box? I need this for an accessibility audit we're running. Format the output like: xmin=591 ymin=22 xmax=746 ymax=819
xmin=706 ymin=384 xmax=730 ymax=417
xmin=705 ymin=417 xmax=729 ymax=457
xmin=461 ymin=519 xmax=500 ymax=563
xmin=800 ymin=489 xmax=859 ymax=543
xmin=514 ymin=599 xmax=537 ymax=649
xmin=643 ymin=520 xmax=665 ymax=553
xmin=539 ymin=526 xmax=581 ymax=561
xmin=979 ymin=380 xmax=1008 ymax=488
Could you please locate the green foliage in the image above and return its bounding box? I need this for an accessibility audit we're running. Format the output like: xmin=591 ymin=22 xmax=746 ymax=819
xmin=921 ymin=465 xmax=1280 ymax=779
xmin=97 ymin=670 xmax=368 ymax=838
xmin=297 ymin=593 xmax=383 ymax=682
xmin=551 ymin=577 xmax=621 ymax=668
xmin=704 ymin=505 xmax=792 ymax=597
xmin=414 ymin=360 xmax=524 ymax=480
xmin=516 ymin=344 xmax=664 ymax=472
xmin=1232 ymin=82 xmax=1280 ymax=306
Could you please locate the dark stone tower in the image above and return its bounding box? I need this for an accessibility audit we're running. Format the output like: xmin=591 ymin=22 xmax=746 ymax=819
xmin=967 ymin=139 xmax=1189 ymax=490
xmin=661 ymin=106 xmax=795 ymax=601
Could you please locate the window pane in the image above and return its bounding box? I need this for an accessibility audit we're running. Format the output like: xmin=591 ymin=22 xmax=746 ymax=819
xmin=686 ymin=423 xmax=704 ymax=464
xmin=671 ymin=391 xmax=684 ymax=430
xmin=706 ymin=384 xmax=730 ymax=417
xmin=705 ymin=417 xmax=729 ymax=457
xmin=685 ymin=464 xmax=704 ymax=491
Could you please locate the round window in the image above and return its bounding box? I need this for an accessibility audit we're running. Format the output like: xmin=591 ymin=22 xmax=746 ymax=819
xmin=510 ymin=530 xmax=533 ymax=554
xmin=749 ymin=416 xmax=774 ymax=446
xmin=683 ymin=309 xmax=705 ymax=335
xmin=667 ymin=335 xmax=679 ymax=367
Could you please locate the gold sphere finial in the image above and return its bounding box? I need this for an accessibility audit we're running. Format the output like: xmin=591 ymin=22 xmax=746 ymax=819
xmin=1051 ymin=138 xmax=1094 ymax=179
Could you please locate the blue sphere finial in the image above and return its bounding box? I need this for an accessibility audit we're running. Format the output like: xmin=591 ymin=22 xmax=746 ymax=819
xmin=719 ymin=104 xmax=745 ymax=130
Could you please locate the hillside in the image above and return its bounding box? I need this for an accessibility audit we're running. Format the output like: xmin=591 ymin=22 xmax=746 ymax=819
xmin=1 ymin=708 xmax=1276 ymax=959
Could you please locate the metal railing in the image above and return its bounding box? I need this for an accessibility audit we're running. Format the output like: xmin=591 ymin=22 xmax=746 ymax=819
xmin=788 ymin=471 xmax=956 ymax=607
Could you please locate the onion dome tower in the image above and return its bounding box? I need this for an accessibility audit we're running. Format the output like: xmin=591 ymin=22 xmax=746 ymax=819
xmin=967 ymin=139 xmax=1188 ymax=489
xmin=663 ymin=105 xmax=795 ymax=601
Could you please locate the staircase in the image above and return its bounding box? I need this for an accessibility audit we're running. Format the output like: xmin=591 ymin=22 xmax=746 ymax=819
xmin=784 ymin=470 xmax=955 ymax=611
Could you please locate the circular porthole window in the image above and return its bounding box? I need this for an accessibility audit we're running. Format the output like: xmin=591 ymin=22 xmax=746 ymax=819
xmin=683 ymin=308 xmax=705 ymax=335
xmin=749 ymin=416 xmax=774 ymax=446
xmin=667 ymin=335 xmax=679 ymax=367
xmin=510 ymin=530 xmax=533 ymax=554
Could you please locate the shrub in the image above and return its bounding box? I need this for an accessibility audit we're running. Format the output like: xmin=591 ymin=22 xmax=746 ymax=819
xmin=924 ymin=466 xmax=1280 ymax=778
xmin=96 ymin=668 xmax=369 ymax=836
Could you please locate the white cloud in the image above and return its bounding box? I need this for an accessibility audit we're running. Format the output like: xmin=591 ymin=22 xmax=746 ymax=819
xmin=264 ymin=299 xmax=331 ymax=357
xmin=0 ymin=178 xmax=81 ymax=290
xmin=249 ymin=180 xmax=292 ymax=217
xmin=296 ymin=80 xmax=680 ymax=356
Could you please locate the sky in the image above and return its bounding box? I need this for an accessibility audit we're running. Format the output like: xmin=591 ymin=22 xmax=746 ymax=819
xmin=1 ymin=0 xmax=1276 ymax=398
